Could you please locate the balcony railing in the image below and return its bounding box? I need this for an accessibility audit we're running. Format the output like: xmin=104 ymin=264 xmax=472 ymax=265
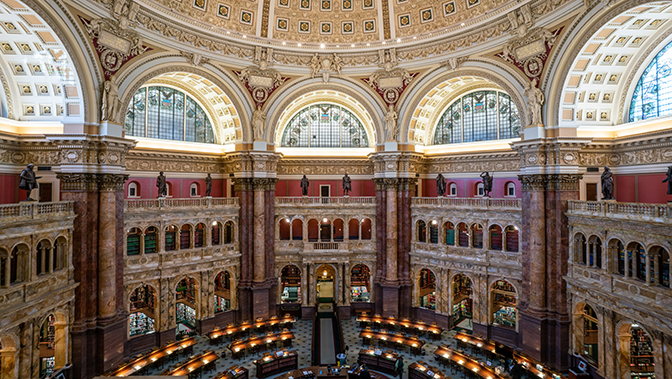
xmin=567 ymin=200 xmax=672 ymax=221
xmin=0 ymin=201 xmax=74 ymax=221
xmin=411 ymin=197 xmax=521 ymax=210
xmin=275 ymin=196 xmax=376 ymax=205
xmin=125 ymin=197 xmax=239 ymax=211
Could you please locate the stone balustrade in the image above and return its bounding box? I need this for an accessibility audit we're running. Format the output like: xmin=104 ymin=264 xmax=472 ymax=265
xmin=124 ymin=197 xmax=239 ymax=212
xmin=275 ymin=196 xmax=376 ymax=206
xmin=567 ymin=200 xmax=672 ymax=222
xmin=0 ymin=201 xmax=74 ymax=222
xmin=411 ymin=197 xmax=521 ymax=210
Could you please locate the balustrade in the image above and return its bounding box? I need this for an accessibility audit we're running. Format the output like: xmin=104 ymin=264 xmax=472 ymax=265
xmin=0 ymin=201 xmax=74 ymax=221
xmin=125 ymin=197 xmax=239 ymax=211
xmin=568 ymin=200 xmax=671 ymax=221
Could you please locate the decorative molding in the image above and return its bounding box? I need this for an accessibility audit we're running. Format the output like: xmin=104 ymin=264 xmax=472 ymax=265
xmin=277 ymin=159 xmax=373 ymax=175
xmin=234 ymin=64 xmax=288 ymax=107
xmin=496 ymin=26 xmax=561 ymax=81
xmin=98 ymin=173 xmax=129 ymax=191
xmin=518 ymin=173 xmax=582 ymax=191
xmin=57 ymin=173 xmax=100 ymax=191
xmin=362 ymin=49 xmax=417 ymax=106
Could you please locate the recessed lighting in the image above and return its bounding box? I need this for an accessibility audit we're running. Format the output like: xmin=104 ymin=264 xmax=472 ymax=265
xmin=351 ymin=44 xmax=355 ymax=47
xmin=382 ymin=41 xmax=386 ymax=44
xmin=366 ymin=43 xmax=370 ymax=46
xmin=413 ymin=36 xmax=416 ymax=39
xmin=298 ymin=43 xmax=302 ymax=46
xmin=243 ymin=35 xmax=247 ymax=38
xmin=397 ymin=38 xmax=401 ymax=42
xmin=320 ymin=43 xmax=325 ymax=48
xmin=282 ymin=41 xmax=286 ymax=45
xmin=336 ymin=45 xmax=339 ymax=47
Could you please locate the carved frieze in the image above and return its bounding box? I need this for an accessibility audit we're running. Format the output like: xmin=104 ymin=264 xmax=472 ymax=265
xmin=126 ymin=151 xmax=220 ymax=172
xmin=496 ymin=26 xmax=562 ymax=81
xmin=277 ymin=159 xmax=373 ymax=175
xmin=362 ymin=49 xmax=417 ymax=106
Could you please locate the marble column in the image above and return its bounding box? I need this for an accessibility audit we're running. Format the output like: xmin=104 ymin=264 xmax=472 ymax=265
xmin=652 ymin=331 xmax=665 ymax=379
xmin=386 ymin=183 xmax=398 ymax=283
xmin=301 ymin=262 xmax=309 ymax=307
xmin=253 ymin=186 xmax=266 ymax=283
xmin=54 ymin=320 xmax=67 ymax=369
xmin=603 ymin=309 xmax=616 ymax=379
xmin=98 ymin=189 xmax=117 ymax=319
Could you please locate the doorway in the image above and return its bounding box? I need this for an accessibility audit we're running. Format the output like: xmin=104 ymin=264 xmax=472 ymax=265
xmin=39 ymin=183 xmax=52 ymax=202
xmin=586 ymin=183 xmax=597 ymax=201
xmin=316 ymin=264 xmax=335 ymax=303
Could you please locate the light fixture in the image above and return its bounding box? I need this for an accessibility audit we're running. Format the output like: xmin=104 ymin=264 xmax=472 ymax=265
xmin=366 ymin=43 xmax=370 ymax=46
xmin=323 ymin=270 xmax=328 ymax=277
xmin=320 ymin=43 xmax=325 ymax=48
xmin=432 ymin=220 xmax=437 ymax=225
xmin=351 ymin=44 xmax=355 ymax=47
xmin=243 ymin=35 xmax=247 ymax=38
xmin=413 ymin=36 xmax=416 ymax=39
xmin=298 ymin=43 xmax=302 ymax=46
xmin=461 ymin=23 xmax=465 ymax=26
xmin=397 ymin=38 xmax=401 ymax=42
xmin=323 ymin=218 xmax=328 ymax=223
xmin=382 ymin=41 xmax=386 ymax=44
xmin=282 ymin=42 xmax=286 ymax=45
xmin=336 ymin=45 xmax=340 ymax=47
xmin=212 ymin=221 xmax=217 ymax=226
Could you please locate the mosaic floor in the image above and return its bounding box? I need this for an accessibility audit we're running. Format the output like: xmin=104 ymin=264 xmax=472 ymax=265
xmin=139 ymin=317 xmax=498 ymax=379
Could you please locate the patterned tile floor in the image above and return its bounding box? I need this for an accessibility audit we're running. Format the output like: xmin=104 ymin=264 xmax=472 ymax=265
xmin=140 ymin=317 xmax=498 ymax=379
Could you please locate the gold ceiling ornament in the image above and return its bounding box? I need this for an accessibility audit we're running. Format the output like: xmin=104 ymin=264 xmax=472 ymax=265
xmin=111 ymin=0 xmax=140 ymax=30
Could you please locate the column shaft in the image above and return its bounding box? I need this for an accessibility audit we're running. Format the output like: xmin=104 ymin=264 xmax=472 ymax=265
xmin=253 ymin=188 xmax=266 ymax=283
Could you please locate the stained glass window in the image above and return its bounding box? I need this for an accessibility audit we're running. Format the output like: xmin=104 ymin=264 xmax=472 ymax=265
xmin=125 ymin=86 xmax=215 ymax=144
xmin=629 ymin=40 xmax=672 ymax=122
xmin=433 ymin=90 xmax=520 ymax=145
xmin=280 ymin=104 xmax=369 ymax=148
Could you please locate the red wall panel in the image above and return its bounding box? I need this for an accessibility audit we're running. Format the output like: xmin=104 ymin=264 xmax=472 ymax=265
xmin=0 ymin=174 xmax=17 ymax=204
xmin=637 ymin=174 xmax=670 ymax=204
xmin=614 ymin=175 xmax=635 ymax=203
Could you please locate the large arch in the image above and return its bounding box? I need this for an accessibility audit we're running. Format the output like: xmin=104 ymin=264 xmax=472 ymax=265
xmin=548 ymin=0 xmax=672 ymax=133
xmin=399 ymin=63 xmax=528 ymax=146
xmin=117 ymin=60 xmax=251 ymax=145
xmin=265 ymin=77 xmax=386 ymax=147
xmin=0 ymin=0 xmax=90 ymax=125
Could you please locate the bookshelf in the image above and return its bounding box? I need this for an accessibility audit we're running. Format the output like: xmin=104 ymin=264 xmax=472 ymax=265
xmin=630 ymin=325 xmax=654 ymax=377
xmin=129 ymin=311 xmax=155 ymax=336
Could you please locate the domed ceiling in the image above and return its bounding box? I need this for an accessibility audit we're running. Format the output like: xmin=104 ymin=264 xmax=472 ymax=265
xmin=141 ymin=0 xmax=515 ymax=47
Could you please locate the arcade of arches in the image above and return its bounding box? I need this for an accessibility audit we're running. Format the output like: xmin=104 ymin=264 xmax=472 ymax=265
xmin=0 ymin=0 xmax=671 ymax=378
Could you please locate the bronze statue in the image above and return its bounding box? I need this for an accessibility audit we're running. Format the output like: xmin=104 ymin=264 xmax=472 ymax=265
xmin=436 ymin=173 xmax=447 ymax=196
xmin=300 ymin=175 xmax=309 ymax=196
xmin=342 ymin=173 xmax=352 ymax=196
xmin=663 ymin=166 xmax=672 ymax=195
xmin=480 ymin=172 xmax=493 ymax=197
xmin=601 ymin=166 xmax=614 ymax=200
xmin=156 ymin=171 xmax=167 ymax=198
xmin=205 ymin=173 xmax=212 ymax=197
xmin=19 ymin=163 xmax=41 ymax=201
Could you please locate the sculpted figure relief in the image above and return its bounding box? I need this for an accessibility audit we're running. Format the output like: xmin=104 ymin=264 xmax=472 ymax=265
xmin=384 ymin=105 xmax=398 ymax=142
xmin=342 ymin=173 xmax=352 ymax=196
xmin=524 ymin=78 xmax=544 ymax=126
xmin=300 ymin=175 xmax=310 ymax=196
xmin=601 ymin=166 xmax=614 ymax=200
xmin=252 ymin=106 xmax=266 ymax=141
xmin=663 ymin=166 xmax=672 ymax=195
xmin=19 ymin=163 xmax=41 ymax=201
xmin=157 ymin=171 xmax=167 ymax=198
xmin=436 ymin=173 xmax=447 ymax=196
xmin=480 ymin=171 xmax=493 ymax=197
xmin=101 ymin=75 xmax=120 ymax=122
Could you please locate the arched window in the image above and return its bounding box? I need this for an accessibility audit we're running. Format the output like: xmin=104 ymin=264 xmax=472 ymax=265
xmin=491 ymin=280 xmax=517 ymax=329
xmin=449 ymin=182 xmax=457 ymax=196
xmin=224 ymin=221 xmax=234 ymax=244
xmin=348 ymin=219 xmax=360 ymax=240
xmin=333 ymin=219 xmax=344 ymax=241
xmin=128 ymin=182 xmax=140 ymax=198
xmin=351 ymin=264 xmax=371 ymax=302
xmin=194 ymin=223 xmax=205 ymax=248
xmin=417 ymin=220 xmax=427 ymax=242
xmin=361 ymin=218 xmax=372 ymax=240
xmin=36 ymin=240 xmax=52 ymax=275
xmin=418 ymin=268 xmax=436 ymax=310
xmin=489 ymin=225 xmax=502 ymax=250
xmin=472 ymin=224 xmax=483 ymax=248
xmin=214 ymin=271 xmax=231 ymax=313
xmin=629 ymin=39 xmax=672 ymax=122
xmin=280 ymin=265 xmax=301 ymax=303
xmin=144 ymin=227 xmax=157 ymax=254
xmin=280 ymin=104 xmax=369 ymax=148
xmin=504 ymin=225 xmax=519 ymax=252
xmin=429 ymin=220 xmax=439 ymax=244
xmin=39 ymin=314 xmax=56 ymax=378
xmin=433 ymin=90 xmax=520 ymax=145
xmin=212 ymin=222 xmax=221 ymax=245
xmin=127 ymin=228 xmax=142 ymax=256
xmin=180 ymin=224 xmax=192 ymax=249
xmin=307 ymin=219 xmax=319 ymax=242
xmin=292 ymin=219 xmax=303 ymax=240
xmin=125 ymin=86 xmax=215 ymax=144
xmin=576 ymin=234 xmax=587 ymax=264
xmin=582 ymin=304 xmax=598 ymax=364
xmin=129 ymin=285 xmax=156 ymax=337
xmin=457 ymin=223 xmax=469 ymax=247
xmin=279 ymin=218 xmax=291 ymax=240
xmin=506 ymin=182 xmax=516 ymax=197
xmin=444 ymin=222 xmax=455 ymax=245
xmin=190 ymin=182 xmax=199 ymax=197
xmin=165 ymin=225 xmax=177 ymax=251
xmin=476 ymin=183 xmax=484 ymax=197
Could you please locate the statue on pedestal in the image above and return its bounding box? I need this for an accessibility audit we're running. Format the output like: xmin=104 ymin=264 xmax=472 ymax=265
xmin=252 ymin=105 xmax=266 ymax=141
xmin=601 ymin=166 xmax=614 ymax=200
xmin=19 ymin=163 xmax=41 ymax=201
xmin=101 ymin=75 xmax=120 ymax=122
xmin=205 ymin=173 xmax=212 ymax=197
xmin=663 ymin=166 xmax=672 ymax=195
xmin=480 ymin=171 xmax=493 ymax=197
xmin=384 ymin=105 xmax=398 ymax=142
xmin=436 ymin=173 xmax=447 ymax=196
xmin=342 ymin=173 xmax=352 ymax=196
xmin=300 ymin=175 xmax=310 ymax=196
xmin=524 ymin=78 xmax=544 ymax=126
xmin=156 ymin=171 xmax=167 ymax=198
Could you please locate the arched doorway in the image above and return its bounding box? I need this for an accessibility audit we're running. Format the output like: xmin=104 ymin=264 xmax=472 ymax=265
xmin=418 ymin=268 xmax=436 ymax=310
xmin=582 ymin=304 xmax=598 ymax=365
xmin=38 ymin=315 xmax=55 ymax=378
xmin=351 ymin=264 xmax=370 ymax=302
xmin=618 ymin=322 xmax=655 ymax=379
xmin=280 ymin=265 xmax=301 ymax=303
xmin=316 ymin=264 xmax=335 ymax=303
xmin=175 ymin=278 xmax=197 ymax=338
xmin=214 ymin=271 xmax=231 ymax=313
xmin=0 ymin=335 xmax=17 ymax=379
xmin=452 ymin=274 xmax=473 ymax=330
xmin=129 ymin=285 xmax=156 ymax=337
xmin=491 ymin=280 xmax=517 ymax=330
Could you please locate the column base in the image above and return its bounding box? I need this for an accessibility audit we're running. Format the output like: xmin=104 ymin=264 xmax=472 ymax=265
xmin=518 ymin=311 xmax=570 ymax=371
xmin=251 ymin=286 xmax=272 ymax=320
xmin=96 ymin=317 xmax=126 ymax=374
xmin=379 ymin=284 xmax=400 ymax=317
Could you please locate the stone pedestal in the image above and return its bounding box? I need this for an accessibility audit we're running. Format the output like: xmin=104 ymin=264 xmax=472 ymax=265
xmin=380 ymin=284 xmax=400 ymax=316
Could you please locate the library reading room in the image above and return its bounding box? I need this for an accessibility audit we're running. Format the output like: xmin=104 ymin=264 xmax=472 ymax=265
xmin=0 ymin=0 xmax=671 ymax=378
